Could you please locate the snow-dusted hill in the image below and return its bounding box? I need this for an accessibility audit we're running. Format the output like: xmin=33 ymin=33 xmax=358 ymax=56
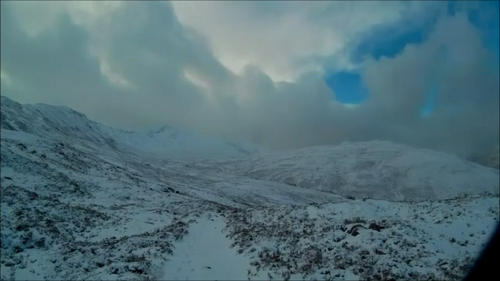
xmin=109 ymin=125 xmax=258 ymax=160
xmin=192 ymin=141 xmax=500 ymax=202
xmin=467 ymin=145 xmax=500 ymax=170
xmin=0 ymin=96 xmax=257 ymax=159
xmin=1 ymin=96 xmax=499 ymax=280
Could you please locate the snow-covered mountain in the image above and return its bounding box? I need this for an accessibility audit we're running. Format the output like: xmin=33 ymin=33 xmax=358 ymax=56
xmin=110 ymin=125 xmax=258 ymax=160
xmin=192 ymin=141 xmax=499 ymax=202
xmin=467 ymin=145 xmax=500 ymax=170
xmin=1 ymin=96 xmax=499 ymax=280
xmin=0 ymin=96 xmax=258 ymax=159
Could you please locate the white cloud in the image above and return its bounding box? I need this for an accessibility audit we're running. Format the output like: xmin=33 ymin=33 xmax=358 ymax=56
xmin=7 ymin=1 xmax=122 ymax=36
xmin=171 ymin=1 xmax=438 ymax=82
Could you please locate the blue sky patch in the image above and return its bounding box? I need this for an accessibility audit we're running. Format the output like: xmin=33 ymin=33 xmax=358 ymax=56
xmin=324 ymin=70 xmax=368 ymax=104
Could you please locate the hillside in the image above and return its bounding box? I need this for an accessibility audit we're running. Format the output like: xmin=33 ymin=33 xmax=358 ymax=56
xmin=0 ymin=96 xmax=498 ymax=280
xmin=0 ymin=96 xmax=257 ymax=159
xmin=192 ymin=141 xmax=499 ymax=202
xmin=467 ymin=146 xmax=500 ymax=170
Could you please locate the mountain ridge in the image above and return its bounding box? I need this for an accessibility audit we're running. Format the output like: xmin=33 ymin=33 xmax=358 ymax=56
xmin=0 ymin=95 xmax=258 ymax=160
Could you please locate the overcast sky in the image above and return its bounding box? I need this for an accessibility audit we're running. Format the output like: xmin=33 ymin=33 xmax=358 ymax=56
xmin=1 ymin=1 xmax=499 ymax=157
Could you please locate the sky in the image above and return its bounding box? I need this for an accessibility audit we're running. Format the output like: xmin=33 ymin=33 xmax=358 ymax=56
xmin=1 ymin=1 xmax=499 ymax=157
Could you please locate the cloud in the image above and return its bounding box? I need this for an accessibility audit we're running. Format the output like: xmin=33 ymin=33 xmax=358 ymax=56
xmin=171 ymin=1 xmax=436 ymax=82
xmin=359 ymin=13 xmax=499 ymax=156
xmin=1 ymin=1 xmax=111 ymax=111
xmin=1 ymin=1 xmax=498 ymax=158
xmin=1 ymin=1 xmax=228 ymax=129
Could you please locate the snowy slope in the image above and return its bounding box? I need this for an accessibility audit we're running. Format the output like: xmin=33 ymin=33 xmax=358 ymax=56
xmin=109 ymin=125 xmax=258 ymax=160
xmin=193 ymin=141 xmax=500 ymax=202
xmin=2 ymin=128 xmax=498 ymax=281
xmin=1 ymin=96 xmax=499 ymax=280
xmin=0 ymin=96 xmax=257 ymax=159
xmin=467 ymin=145 xmax=500 ymax=170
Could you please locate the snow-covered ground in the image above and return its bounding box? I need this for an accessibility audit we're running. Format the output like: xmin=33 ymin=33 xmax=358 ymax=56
xmin=1 ymin=97 xmax=499 ymax=280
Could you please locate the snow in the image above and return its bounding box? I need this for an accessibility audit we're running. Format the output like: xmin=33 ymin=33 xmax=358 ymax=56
xmin=0 ymin=96 xmax=259 ymax=160
xmin=223 ymin=196 xmax=498 ymax=280
xmin=1 ymin=96 xmax=499 ymax=280
xmin=194 ymin=141 xmax=499 ymax=201
xmin=0 ymin=129 xmax=43 ymax=145
xmin=111 ymin=125 xmax=258 ymax=160
xmin=161 ymin=214 xmax=267 ymax=280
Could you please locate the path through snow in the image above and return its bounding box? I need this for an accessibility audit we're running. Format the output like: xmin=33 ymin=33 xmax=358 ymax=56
xmin=162 ymin=214 xmax=267 ymax=280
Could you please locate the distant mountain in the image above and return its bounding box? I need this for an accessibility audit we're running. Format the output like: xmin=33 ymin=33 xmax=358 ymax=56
xmin=110 ymin=125 xmax=258 ymax=160
xmin=193 ymin=141 xmax=500 ymax=201
xmin=467 ymin=146 xmax=500 ymax=170
xmin=0 ymin=96 xmax=258 ymax=159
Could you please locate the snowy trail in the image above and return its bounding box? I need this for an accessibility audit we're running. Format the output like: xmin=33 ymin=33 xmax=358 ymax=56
xmin=162 ymin=214 xmax=260 ymax=280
